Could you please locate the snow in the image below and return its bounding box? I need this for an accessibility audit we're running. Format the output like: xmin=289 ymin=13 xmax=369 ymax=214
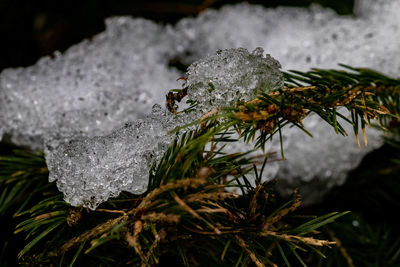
xmin=45 ymin=104 xmax=176 ymax=209
xmin=185 ymin=47 xmax=283 ymax=112
xmin=0 ymin=18 xmax=179 ymax=150
xmin=44 ymin=48 xmax=285 ymax=209
xmin=173 ymin=0 xmax=400 ymax=76
xmin=275 ymin=111 xmax=383 ymax=202
xmin=0 ymin=0 xmax=398 ymax=206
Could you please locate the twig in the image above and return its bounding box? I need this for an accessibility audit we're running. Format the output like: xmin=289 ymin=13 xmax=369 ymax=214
xmin=235 ymin=235 xmax=264 ymax=267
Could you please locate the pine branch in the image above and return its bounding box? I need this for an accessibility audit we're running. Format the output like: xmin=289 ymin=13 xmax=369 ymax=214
xmin=1 ymin=65 xmax=398 ymax=266
xmin=205 ymin=66 xmax=396 ymax=151
xmin=0 ymin=150 xmax=50 ymax=216
xmin=10 ymin=127 xmax=347 ymax=266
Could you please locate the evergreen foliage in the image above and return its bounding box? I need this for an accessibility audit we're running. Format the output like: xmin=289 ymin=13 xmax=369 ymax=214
xmin=0 ymin=65 xmax=399 ymax=266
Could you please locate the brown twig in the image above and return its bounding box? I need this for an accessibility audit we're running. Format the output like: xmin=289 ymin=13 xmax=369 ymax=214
xmin=261 ymin=231 xmax=335 ymax=247
xmin=235 ymin=235 xmax=264 ymax=267
xmin=326 ymin=228 xmax=355 ymax=267
xmin=263 ymin=189 xmax=301 ymax=230
xmin=95 ymin=208 xmax=127 ymax=215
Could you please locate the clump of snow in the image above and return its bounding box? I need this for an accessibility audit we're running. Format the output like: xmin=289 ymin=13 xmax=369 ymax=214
xmin=45 ymin=105 xmax=177 ymax=209
xmin=185 ymin=48 xmax=283 ymax=112
xmin=0 ymin=18 xmax=179 ymax=150
xmin=173 ymin=0 xmax=400 ymax=77
xmin=45 ymin=48 xmax=284 ymax=209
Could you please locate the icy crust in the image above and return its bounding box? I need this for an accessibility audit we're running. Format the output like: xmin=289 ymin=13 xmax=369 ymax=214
xmin=185 ymin=48 xmax=283 ymax=112
xmin=45 ymin=105 xmax=175 ymax=210
xmin=173 ymin=0 xmax=400 ymax=77
xmin=0 ymin=18 xmax=179 ymax=149
xmin=45 ymin=48 xmax=284 ymax=209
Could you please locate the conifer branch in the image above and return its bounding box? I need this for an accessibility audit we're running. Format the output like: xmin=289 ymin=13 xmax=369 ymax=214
xmin=1 ymin=65 xmax=398 ymax=266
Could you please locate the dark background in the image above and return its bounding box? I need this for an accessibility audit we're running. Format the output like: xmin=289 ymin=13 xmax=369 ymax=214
xmin=0 ymin=0 xmax=354 ymax=72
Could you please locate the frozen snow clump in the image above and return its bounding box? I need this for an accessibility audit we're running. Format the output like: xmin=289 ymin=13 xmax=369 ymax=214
xmin=185 ymin=48 xmax=283 ymax=112
xmin=45 ymin=47 xmax=285 ymax=208
xmin=173 ymin=0 xmax=400 ymax=76
xmin=181 ymin=47 xmax=283 ymax=182
xmin=0 ymin=18 xmax=179 ymax=150
xmin=45 ymin=105 xmax=176 ymax=210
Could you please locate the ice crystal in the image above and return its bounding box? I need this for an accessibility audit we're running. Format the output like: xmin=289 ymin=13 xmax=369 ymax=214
xmin=45 ymin=105 xmax=175 ymax=209
xmin=185 ymin=48 xmax=283 ymax=112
